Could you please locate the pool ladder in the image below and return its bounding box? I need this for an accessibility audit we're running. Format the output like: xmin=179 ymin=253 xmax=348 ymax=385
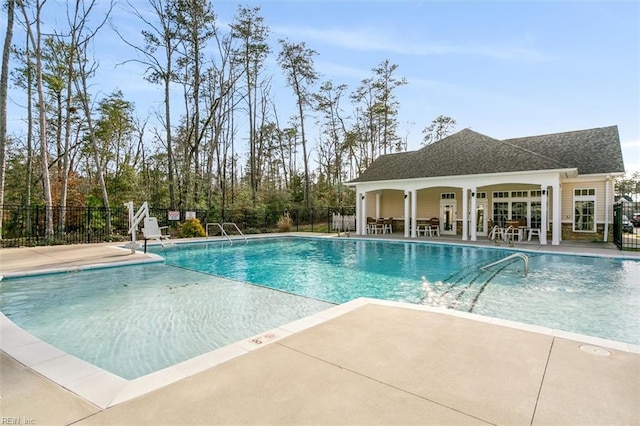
xmin=206 ymin=222 xmax=247 ymax=244
xmin=481 ymin=253 xmax=529 ymax=276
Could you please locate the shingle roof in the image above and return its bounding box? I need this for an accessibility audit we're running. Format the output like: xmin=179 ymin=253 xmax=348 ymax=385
xmin=350 ymin=126 xmax=624 ymax=183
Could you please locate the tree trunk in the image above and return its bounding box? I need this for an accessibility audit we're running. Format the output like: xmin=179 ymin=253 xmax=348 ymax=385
xmin=0 ymin=0 xmax=15 ymax=239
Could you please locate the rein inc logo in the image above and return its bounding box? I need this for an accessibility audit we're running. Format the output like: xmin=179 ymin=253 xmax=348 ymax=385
xmin=1 ymin=418 xmax=35 ymax=425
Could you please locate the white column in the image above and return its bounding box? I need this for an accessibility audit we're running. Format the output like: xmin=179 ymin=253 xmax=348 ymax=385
xmin=540 ymin=186 xmax=548 ymax=245
xmin=360 ymin=193 xmax=368 ymax=235
xmin=470 ymin=188 xmax=477 ymax=241
xmin=552 ymin=184 xmax=561 ymax=245
xmin=355 ymin=190 xmax=362 ymax=235
xmin=411 ymin=189 xmax=418 ymax=238
xmin=462 ymin=188 xmax=469 ymax=241
xmin=375 ymin=192 xmax=381 ymax=218
xmin=404 ymin=190 xmax=410 ymax=238
xmin=604 ymin=176 xmax=611 ymax=242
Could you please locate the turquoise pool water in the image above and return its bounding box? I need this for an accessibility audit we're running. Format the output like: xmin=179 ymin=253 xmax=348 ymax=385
xmin=0 ymin=264 xmax=334 ymax=379
xmin=1 ymin=236 xmax=638 ymax=380
xmin=150 ymin=237 xmax=640 ymax=344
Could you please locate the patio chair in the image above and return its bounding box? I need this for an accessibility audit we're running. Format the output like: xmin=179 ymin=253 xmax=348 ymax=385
xmin=384 ymin=217 xmax=393 ymax=234
xmin=505 ymin=220 xmax=525 ymax=242
xmin=417 ymin=219 xmax=431 ymax=237
xmin=488 ymin=220 xmax=502 ymax=242
xmin=366 ymin=217 xmax=376 ymax=234
xmin=428 ymin=218 xmax=440 ymax=236
xmin=142 ymin=217 xmax=170 ymax=252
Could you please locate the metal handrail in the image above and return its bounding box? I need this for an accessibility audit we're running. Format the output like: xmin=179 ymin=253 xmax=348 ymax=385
xmin=481 ymin=253 xmax=529 ymax=276
xmin=222 ymin=222 xmax=247 ymax=243
xmin=206 ymin=222 xmax=232 ymax=243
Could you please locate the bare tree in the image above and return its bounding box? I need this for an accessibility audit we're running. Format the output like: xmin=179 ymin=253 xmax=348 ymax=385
xmin=230 ymin=5 xmax=270 ymax=206
xmin=18 ymin=0 xmax=55 ymax=238
xmin=120 ymin=0 xmax=180 ymax=208
xmin=314 ymin=80 xmax=349 ymax=202
xmin=277 ymin=38 xmax=318 ymax=209
xmin=0 ymin=0 xmax=16 ymax=239
xmin=68 ymin=0 xmax=114 ymax=233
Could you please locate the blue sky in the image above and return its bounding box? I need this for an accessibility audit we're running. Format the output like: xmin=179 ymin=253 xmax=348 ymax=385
xmin=5 ymin=0 xmax=640 ymax=173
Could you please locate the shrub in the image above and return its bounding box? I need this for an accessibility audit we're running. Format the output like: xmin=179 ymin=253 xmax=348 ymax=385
xmin=277 ymin=212 xmax=293 ymax=232
xmin=178 ymin=218 xmax=206 ymax=238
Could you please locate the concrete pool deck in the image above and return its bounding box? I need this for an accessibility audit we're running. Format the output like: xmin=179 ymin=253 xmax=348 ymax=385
xmin=1 ymin=235 xmax=639 ymax=425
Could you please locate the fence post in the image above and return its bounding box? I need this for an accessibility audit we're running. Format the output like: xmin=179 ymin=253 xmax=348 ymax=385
xmin=86 ymin=207 xmax=91 ymax=244
xmin=35 ymin=206 xmax=40 ymax=244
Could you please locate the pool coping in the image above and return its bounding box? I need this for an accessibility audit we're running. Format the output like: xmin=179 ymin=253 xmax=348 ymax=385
xmin=1 ymin=234 xmax=639 ymax=410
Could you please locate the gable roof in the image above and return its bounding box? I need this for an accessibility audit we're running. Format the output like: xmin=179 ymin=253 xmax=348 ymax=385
xmin=350 ymin=126 xmax=624 ymax=183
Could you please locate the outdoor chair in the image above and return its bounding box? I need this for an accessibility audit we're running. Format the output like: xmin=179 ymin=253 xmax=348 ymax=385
xmin=366 ymin=217 xmax=376 ymax=234
xmin=417 ymin=219 xmax=431 ymax=236
xmin=142 ymin=217 xmax=170 ymax=252
xmin=384 ymin=217 xmax=393 ymax=234
xmin=429 ymin=218 xmax=440 ymax=236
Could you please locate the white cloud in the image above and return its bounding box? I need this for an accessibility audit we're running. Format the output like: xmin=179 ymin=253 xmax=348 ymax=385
xmin=271 ymin=24 xmax=552 ymax=62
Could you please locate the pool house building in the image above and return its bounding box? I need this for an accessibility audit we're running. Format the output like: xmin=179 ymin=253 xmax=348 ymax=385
xmin=348 ymin=126 xmax=625 ymax=245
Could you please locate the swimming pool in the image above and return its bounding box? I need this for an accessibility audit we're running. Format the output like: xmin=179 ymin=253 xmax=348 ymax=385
xmin=1 ymin=236 xmax=638 ymax=380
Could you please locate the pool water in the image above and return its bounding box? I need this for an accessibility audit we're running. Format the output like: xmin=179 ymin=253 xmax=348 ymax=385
xmin=0 ymin=264 xmax=334 ymax=379
xmin=1 ymin=236 xmax=638 ymax=380
xmin=150 ymin=237 xmax=640 ymax=344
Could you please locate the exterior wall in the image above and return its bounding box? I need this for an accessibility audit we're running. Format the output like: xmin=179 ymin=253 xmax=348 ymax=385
xmin=380 ymin=190 xmax=405 ymax=218
xmin=364 ymin=196 xmax=376 ymax=219
xmin=416 ymin=188 xmax=460 ymax=219
xmin=561 ymin=180 xmax=607 ymax=223
xmin=561 ymin=223 xmax=607 ymax=242
xmin=561 ymin=179 xmax=610 ymax=241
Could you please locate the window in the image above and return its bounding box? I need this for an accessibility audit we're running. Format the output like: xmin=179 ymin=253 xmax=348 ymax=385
xmin=493 ymin=202 xmax=509 ymax=227
xmin=511 ymin=202 xmax=528 ymax=224
xmin=530 ymin=202 xmax=542 ymax=229
xmin=511 ymin=191 xmax=528 ymax=198
xmin=476 ymin=192 xmax=487 ymax=199
xmin=573 ymin=188 xmax=596 ymax=232
xmin=441 ymin=193 xmax=455 ymax=199
xmin=491 ymin=189 xmax=542 ymax=227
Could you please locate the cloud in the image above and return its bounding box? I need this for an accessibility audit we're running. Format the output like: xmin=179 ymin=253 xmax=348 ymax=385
xmin=271 ymin=24 xmax=552 ymax=62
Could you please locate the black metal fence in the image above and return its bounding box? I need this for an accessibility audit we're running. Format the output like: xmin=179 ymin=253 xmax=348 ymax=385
xmin=614 ymin=201 xmax=639 ymax=251
xmin=0 ymin=205 xmax=357 ymax=248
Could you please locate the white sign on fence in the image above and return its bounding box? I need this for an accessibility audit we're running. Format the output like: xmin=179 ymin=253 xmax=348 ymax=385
xmin=168 ymin=210 xmax=180 ymax=221
xmin=186 ymin=211 xmax=196 ymax=220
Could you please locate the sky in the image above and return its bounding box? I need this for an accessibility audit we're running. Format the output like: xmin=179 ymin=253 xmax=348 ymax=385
xmin=5 ymin=0 xmax=640 ymax=174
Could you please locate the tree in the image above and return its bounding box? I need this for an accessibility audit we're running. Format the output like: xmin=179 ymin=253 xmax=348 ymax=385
xmin=422 ymin=115 xmax=457 ymax=145
xmin=277 ymin=39 xmax=318 ymax=209
xmin=615 ymin=171 xmax=640 ymax=199
xmin=18 ymin=0 xmax=55 ymax=238
xmin=230 ymin=5 xmax=269 ymax=206
xmin=173 ymin=0 xmax=216 ymax=208
xmin=371 ymin=59 xmax=407 ymax=154
xmin=69 ymin=0 xmax=113 ymax=234
xmin=0 ymin=0 xmax=16 ymax=239
xmin=122 ymin=0 xmax=181 ymax=208
xmin=313 ymin=80 xmax=349 ymax=203
xmin=93 ymin=90 xmax=136 ymax=203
